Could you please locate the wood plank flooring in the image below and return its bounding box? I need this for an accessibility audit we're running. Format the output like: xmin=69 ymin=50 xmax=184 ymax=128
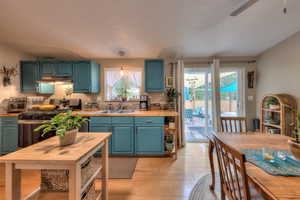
xmin=0 ymin=143 xmax=212 ymax=200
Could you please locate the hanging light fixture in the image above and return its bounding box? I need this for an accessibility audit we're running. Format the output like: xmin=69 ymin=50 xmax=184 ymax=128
xmin=283 ymin=0 xmax=288 ymax=14
xmin=120 ymin=66 xmax=125 ymax=76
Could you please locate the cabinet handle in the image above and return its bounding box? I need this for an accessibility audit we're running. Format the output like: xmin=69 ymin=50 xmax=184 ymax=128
xmin=145 ymin=120 xmax=152 ymax=123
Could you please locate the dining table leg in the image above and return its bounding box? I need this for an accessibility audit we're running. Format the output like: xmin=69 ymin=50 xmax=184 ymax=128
xmin=208 ymin=139 xmax=215 ymax=190
xmin=5 ymin=163 xmax=21 ymax=200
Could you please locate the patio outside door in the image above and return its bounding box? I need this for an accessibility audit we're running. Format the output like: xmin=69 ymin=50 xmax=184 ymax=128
xmin=184 ymin=67 xmax=213 ymax=143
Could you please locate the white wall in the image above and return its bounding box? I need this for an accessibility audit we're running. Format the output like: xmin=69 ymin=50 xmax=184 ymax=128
xmin=0 ymin=44 xmax=34 ymax=103
xmin=257 ymin=31 xmax=300 ymax=114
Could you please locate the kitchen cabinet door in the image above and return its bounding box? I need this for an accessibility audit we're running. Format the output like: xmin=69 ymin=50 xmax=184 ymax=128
xmin=135 ymin=126 xmax=164 ymax=155
xmin=145 ymin=59 xmax=164 ymax=92
xmin=73 ymin=61 xmax=91 ymax=93
xmin=1 ymin=126 xmax=18 ymax=154
xmin=40 ymin=61 xmax=56 ymax=77
xmin=111 ymin=126 xmax=134 ymax=155
xmin=20 ymin=61 xmax=39 ymax=93
xmin=56 ymin=61 xmax=73 ymax=77
xmin=90 ymin=126 xmax=112 ymax=154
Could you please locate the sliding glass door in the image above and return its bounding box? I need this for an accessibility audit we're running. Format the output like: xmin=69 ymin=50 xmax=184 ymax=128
xmin=220 ymin=68 xmax=244 ymax=117
xmin=184 ymin=67 xmax=213 ymax=142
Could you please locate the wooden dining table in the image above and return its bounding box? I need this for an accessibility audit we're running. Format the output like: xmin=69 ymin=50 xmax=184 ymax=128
xmin=208 ymin=132 xmax=300 ymax=200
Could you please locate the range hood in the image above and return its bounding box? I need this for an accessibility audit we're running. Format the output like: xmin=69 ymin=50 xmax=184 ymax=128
xmin=37 ymin=76 xmax=72 ymax=83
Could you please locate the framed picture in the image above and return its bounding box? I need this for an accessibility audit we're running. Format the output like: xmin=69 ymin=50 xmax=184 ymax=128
xmin=247 ymin=70 xmax=256 ymax=89
xmin=166 ymin=76 xmax=173 ymax=88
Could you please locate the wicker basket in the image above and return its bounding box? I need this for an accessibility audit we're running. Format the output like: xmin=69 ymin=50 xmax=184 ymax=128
xmin=81 ymin=181 xmax=100 ymax=200
xmin=41 ymin=157 xmax=99 ymax=192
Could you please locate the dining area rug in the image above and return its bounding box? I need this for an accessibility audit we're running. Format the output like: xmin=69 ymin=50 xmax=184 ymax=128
xmin=189 ymin=174 xmax=220 ymax=200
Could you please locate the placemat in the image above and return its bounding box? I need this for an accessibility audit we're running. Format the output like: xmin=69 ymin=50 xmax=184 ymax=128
xmin=241 ymin=149 xmax=300 ymax=177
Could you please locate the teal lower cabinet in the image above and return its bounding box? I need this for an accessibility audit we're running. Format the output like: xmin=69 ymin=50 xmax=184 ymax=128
xmin=135 ymin=126 xmax=164 ymax=155
xmin=0 ymin=117 xmax=18 ymax=154
xmin=89 ymin=116 xmax=164 ymax=156
xmin=111 ymin=126 xmax=134 ymax=155
xmin=89 ymin=126 xmax=112 ymax=154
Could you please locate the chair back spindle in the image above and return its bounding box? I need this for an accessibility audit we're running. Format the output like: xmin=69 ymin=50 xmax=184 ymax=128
xmin=221 ymin=117 xmax=247 ymax=133
xmin=213 ymin=135 xmax=251 ymax=200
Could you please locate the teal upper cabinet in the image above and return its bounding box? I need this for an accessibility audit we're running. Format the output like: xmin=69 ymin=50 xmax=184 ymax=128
xmin=20 ymin=60 xmax=100 ymax=94
xmin=20 ymin=61 xmax=39 ymax=93
xmin=40 ymin=61 xmax=56 ymax=77
xmin=73 ymin=61 xmax=100 ymax=93
xmin=144 ymin=59 xmax=165 ymax=92
xmin=56 ymin=61 xmax=73 ymax=77
xmin=40 ymin=61 xmax=73 ymax=77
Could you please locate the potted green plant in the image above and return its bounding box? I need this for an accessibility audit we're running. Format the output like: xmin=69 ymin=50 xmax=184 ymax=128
xmin=166 ymin=88 xmax=180 ymax=110
xmin=288 ymin=112 xmax=300 ymax=161
xmin=165 ymin=134 xmax=174 ymax=152
xmin=34 ymin=111 xmax=88 ymax=146
xmin=265 ymin=97 xmax=280 ymax=110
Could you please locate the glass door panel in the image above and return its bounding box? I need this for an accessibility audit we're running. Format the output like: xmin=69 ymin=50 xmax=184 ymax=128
xmin=184 ymin=68 xmax=212 ymax=142
xmin=220 ymin=69 xmax=243 ymax=117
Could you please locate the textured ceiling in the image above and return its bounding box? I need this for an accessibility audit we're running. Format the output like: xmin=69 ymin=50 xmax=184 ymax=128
xmin=0 ymin=0 xmax=300 ymax=58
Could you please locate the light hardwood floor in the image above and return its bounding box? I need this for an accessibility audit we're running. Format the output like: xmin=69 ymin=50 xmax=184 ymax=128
xmin=0 ymin=143 xmax=212 ymax=200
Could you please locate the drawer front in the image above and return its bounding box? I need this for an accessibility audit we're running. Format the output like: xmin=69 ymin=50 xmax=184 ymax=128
xmin=0 ymin=117 xmax=18 ymax=126
xmin=89 ymin=117 xmax=111 ymax=126
xmin=112 ymin=117 xmax=134 ymax=125
xmin=135 ymin=117 xmax=164 ymax=126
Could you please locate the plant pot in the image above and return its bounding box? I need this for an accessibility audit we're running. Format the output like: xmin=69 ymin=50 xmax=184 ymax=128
xmin=59 ymin=129 xmax=78 ymax=146
xmin=269 ymin=104 xmax=280 ymax=110
xmin=165 ymin=143 xmax=174 ymax=152
xmin=288 ymin=139 xmax=300 ymax=161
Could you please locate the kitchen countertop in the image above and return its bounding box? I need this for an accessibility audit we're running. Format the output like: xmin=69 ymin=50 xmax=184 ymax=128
xmin=74 ymin=110 xmax=179 ymax=117
xmin=0 ymin=110 xmax=178 ymax=117
xmin=0 ymin=113 xmax=20 ymax=117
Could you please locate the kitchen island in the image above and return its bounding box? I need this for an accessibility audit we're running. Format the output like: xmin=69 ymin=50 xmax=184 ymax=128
xmin=0 ymin=132 xmax=111 ymax=200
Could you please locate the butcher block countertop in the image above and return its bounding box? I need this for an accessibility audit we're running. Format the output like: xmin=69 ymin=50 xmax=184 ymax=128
xmin=0 ymin=110 xmax=178 ymax=117
xmin=74 ymin=110 xmax=179 ymax=117
xmin=0 ymin=113 xmax=19 ymax=117
xmin=0 ymin=132 xmax=111 ymax=164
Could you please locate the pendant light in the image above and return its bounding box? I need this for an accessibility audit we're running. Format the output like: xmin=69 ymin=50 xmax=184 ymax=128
xmin=283 ymin=0 xmax=288 ymax=14
xmin=120 ymin=66 xmax=125 ymax=76
xmin=118 ymin=50 xmax=126 ymax=76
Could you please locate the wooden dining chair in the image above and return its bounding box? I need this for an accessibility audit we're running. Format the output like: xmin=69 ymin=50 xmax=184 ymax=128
xmin=220 ymin=117 xmax=247 ymax=133
xmin=213 ymin=135 xmax=264 ymax=200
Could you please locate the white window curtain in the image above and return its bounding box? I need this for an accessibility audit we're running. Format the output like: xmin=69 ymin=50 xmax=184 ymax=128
xmin=176 ymin=60 xmax=185 ymax=147
xmin=211 ymin=59 xmax=221 ymax=132
xmin=104 ymin=67 xmax=142 ymax=100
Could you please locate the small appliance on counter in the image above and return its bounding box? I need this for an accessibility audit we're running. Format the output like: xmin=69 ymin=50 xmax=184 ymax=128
xmin=49 ymin=98 xmax=82 ymax=110
xmin=7 ymin=97 xmax=27 ymax=113
xmin=150 ymin=103 xmax=161 ymax=110
xmin=139 ymin=95 xmax=149 ymax=110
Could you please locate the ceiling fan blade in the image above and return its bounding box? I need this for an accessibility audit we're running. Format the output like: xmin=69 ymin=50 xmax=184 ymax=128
xmin=230 ymin=0 xmax=259 ymax=16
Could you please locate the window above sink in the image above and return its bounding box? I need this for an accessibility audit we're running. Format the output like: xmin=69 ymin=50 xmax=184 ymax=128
xmin=104 ymin=67 xmax=142 ymax=101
